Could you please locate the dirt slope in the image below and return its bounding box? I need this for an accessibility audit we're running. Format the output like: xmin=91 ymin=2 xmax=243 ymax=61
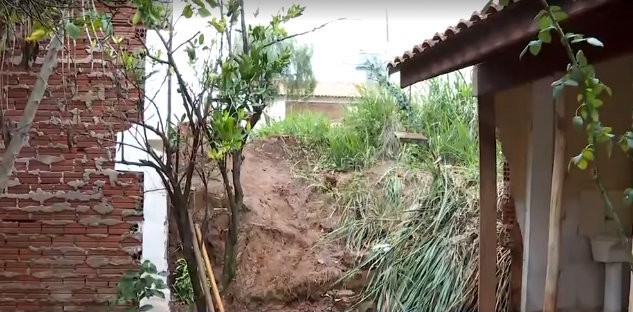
xmin=180 ymin=137 xmax=362 ymax=311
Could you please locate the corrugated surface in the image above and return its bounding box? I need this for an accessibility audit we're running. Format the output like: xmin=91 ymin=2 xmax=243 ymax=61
xmin=387 ymin=1 xmax=520 ymax=71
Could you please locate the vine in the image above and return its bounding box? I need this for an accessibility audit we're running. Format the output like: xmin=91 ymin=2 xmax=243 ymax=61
xmin=506 ymin=0 xmax=633 ymax=263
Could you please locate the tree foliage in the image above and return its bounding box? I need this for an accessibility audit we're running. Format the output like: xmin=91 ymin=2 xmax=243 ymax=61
xmin=107 ymin=0 xmax=306 ymax=310
xmin=278 ymin=39 xmax=316 ymax=98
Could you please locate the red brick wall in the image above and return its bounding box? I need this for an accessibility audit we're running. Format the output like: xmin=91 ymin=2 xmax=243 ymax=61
xmin=0 ymin=7 xmax=145 ymax=312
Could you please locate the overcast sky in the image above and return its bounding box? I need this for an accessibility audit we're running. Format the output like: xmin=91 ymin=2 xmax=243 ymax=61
xmin=245 ymin=1 xmax=487 ymax=82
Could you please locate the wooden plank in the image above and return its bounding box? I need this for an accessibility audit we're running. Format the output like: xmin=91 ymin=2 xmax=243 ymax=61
xmin=195 ymin=224 xmax=226 ymax=312
xmin=477 ymin=94 xmax=497 ymax=312
xmin=394 ymin=131 xmax=428 ymax=144
xmin=189 ymin=212 xmax=216 ymax=312
xmin=543 ymin=93 xmax=566 ymax=311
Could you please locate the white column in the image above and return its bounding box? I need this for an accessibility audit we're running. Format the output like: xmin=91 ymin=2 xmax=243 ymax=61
xmin=604 ymin=262 xmax=622 ymax=312
xmin=521 ymin=76 xmax=555 ymax=312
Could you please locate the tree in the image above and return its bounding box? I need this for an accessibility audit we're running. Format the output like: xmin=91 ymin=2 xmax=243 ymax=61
xmin=278 ymin=39 xmax=316 ymax=99
xmin=235 ymin=35 xmax=317 ymax=99
xmin=108 ymin=0 xmax=307 ymax=310
xmin=357 ymin=56 xmax=412 ymax=122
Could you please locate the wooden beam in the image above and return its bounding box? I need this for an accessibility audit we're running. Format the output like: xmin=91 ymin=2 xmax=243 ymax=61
xmin=396 ymin=0 xmax=620 ymax=88
xmin=394 ymin=131 xmax=428 ymax=144
xmin=478 ymin=94 xmax=497 ymax=312
xmin=543 ymin=92 xmax=567 ymax=312
xmin=475 ymin=0 xmax=633 ymax=96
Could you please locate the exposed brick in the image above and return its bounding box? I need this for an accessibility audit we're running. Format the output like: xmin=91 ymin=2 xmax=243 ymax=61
xmin=0 ymin=6 xmax=145 ymax=310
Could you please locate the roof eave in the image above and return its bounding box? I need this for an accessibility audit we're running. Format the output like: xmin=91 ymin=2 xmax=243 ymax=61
xmin=389 ymin=0 xmax=618 ymax=88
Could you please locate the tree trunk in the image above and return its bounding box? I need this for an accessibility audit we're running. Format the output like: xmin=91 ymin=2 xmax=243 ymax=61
xmin=219 ymin=157 xmax=238 ymax=288
xmin=172 ymin=197 xmax=208 ymax=312
xmin=0 ymin=34 xmax=62 ymax=193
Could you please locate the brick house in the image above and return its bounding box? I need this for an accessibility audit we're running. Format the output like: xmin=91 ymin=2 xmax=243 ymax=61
xmin=0 ymin=7 xmax=146 ymax=311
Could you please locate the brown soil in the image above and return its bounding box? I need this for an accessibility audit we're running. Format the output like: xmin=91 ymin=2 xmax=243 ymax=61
xmin=169 ymin=136 xmax=366 ymax=312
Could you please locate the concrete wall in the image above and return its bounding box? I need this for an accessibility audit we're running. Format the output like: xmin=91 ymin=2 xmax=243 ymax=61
xmin=286 ymin=96 xmax=353 ymax=122
xmin=494 ymin=53 xmax=633 ymax=311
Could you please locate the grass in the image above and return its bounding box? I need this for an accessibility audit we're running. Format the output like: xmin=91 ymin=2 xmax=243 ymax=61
xmin=256 ymin=73 xmax=511 ymax=312
xmin=255 ymin=85 xmax=400 ymax=171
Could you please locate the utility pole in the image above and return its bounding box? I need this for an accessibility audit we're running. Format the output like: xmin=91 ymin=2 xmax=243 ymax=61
xmin=385 ymin=8 xmax=390 ymax=59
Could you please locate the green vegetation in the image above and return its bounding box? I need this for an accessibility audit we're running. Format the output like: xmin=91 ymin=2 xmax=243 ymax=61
xmin=256 ymin=72 xmax=511 ymax=312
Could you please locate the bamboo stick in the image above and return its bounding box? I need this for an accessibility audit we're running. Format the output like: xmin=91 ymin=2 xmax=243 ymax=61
xmin=543 ymin=96 xmax=566 ymax=312
xmin=188 ymin=212 xmax=216 ymax=312
xmin=195 ymin=224 xmax=225 ymax=312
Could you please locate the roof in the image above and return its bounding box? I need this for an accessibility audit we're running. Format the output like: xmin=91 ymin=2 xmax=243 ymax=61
xmin=387 ymin=0 xmax=620 ymax=88
xmin=387 ymin=1 xmax=517 ymax=72
xmin=278 ymin=82 xmax=360 ymax=98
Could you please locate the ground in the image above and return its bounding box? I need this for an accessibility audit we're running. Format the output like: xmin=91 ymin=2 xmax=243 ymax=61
xmin=169 ymin=137 xmax=368 ymax=312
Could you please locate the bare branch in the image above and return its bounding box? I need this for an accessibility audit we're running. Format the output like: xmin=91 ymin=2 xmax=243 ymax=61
xmin=0 ymin=35 xmax=63 ymax=194
xmin=261 ymin=18 xmax=346 ymax=49
xmin=173 ymin=31 xmax=201 ymax=53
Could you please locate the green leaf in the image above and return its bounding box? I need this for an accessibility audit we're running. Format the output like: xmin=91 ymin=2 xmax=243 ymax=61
xmin=182 ymin=5 xmax=194 ymax=18
xmin=132 ymin=11 xmax=142 ymax=25
xmin=198 ymin=33 xmax=205 ymax=45
xmin=65 ymin=22 xmax=82 ymax=40
xmin=572 ymin=116 xmax=583 ymax=130
xmin=586 ymin=37 xmax=604 ymax=48
xmin=589 ymin=97 xmax=603 ymax=108
xmin=205 ymin=0 xmax=219 ymax=8
xmin=210 ymin=17 xmax=226 ymax=33
xmin=535 ymin=11 xmax=553 ymax=29
xmin=529 ymin=40 xmax=542 ymax=56
xmin=538 ymin=29 xmax=552 ymax=43
xmin=576 ymin=50 xmax=588 ymax=66
xmin=186 ymin=45 xmax=196 ymax=61
xmin=550 ymin=6 xmax=569 ymax=22
xmin=576 ymin=156 xmax=588 ymax=170
xmin=562 ymin=78 xmax=578 ymax=87
xmin=198 ymin=7 xmax=212 ymax=18
xmin=581 ymin=147 xmax=594 ymax=161
xmin=552 ymin=81 xmax=564 ymax=98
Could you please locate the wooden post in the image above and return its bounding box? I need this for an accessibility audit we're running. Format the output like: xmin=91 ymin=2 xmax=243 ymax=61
xmin=188 ymin=212 xmax=216 ymax=312
xmin=195 ymin=224 xmax=226 ymax=312
xmin=543 ymin=95 xmax=566 ymax=311
xmin=478 ymin=93 xmax=497 ymax=312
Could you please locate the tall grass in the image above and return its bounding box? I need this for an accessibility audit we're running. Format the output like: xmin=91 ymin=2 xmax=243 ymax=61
xmin=256 ymin=73 xmax=511 ymax=311
xmin=255 ymin=85 xmax=400 ymax=170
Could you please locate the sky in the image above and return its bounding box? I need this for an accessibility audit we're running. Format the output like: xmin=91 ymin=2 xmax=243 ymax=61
xmin=244 ymin=0 xmax=487 ymax=82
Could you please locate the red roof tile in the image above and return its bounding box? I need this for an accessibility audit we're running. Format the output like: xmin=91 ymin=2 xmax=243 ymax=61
xmin=387 ymin=1 xmax=521 ymax=72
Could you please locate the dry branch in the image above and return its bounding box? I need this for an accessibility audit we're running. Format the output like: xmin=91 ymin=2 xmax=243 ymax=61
xmin=0 ymin=35 xmax=62 ymax=193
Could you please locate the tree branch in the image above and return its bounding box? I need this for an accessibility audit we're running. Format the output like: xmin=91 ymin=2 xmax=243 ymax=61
xmin=0 ymin=34 xmax=63 ymax=194
xmin=261 ymin=18 xmax=346 ymax=49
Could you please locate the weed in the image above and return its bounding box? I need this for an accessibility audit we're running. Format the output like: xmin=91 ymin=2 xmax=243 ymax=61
xmin=110 ymin=260 xmax=168 ymax=312
xmin=172 ymin=257 xmax=195 ymax=305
